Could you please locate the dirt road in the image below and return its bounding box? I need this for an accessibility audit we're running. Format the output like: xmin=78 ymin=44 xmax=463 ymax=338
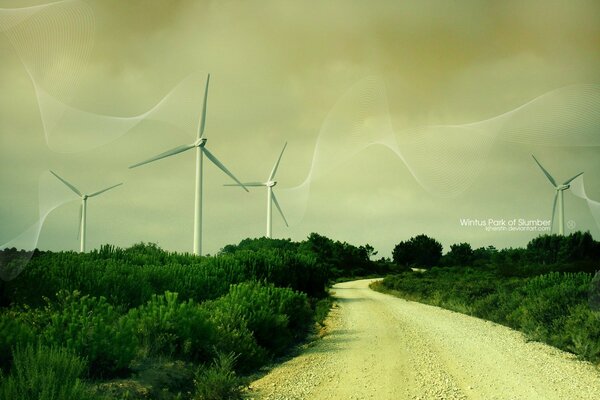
xmin=247 ymin=279 xmax=600 ymax=400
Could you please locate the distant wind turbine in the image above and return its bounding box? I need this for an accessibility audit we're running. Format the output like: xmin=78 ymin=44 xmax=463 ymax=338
xmin=531 ymin=155 xmax=583 ymax=235
xmin=226 ymin=142 xmax=289 ymax=238
xmin=50 ymin=170 xmax=122 ymax=252
xmin=129 ymin=74 xmax=248 ymax=255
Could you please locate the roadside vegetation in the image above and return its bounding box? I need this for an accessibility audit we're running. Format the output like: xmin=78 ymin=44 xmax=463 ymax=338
xmin=374 ymin=231 xmax=600 ymax=364
xmin=0 ymin=234 xmax=390 ymax=400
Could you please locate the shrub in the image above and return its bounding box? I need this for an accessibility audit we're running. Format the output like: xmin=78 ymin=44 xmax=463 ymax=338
xmin=211 ymin=282 xmax=311 ymax=355
xmin=0 ymin=312 xmax=35 ymax=371
xmin=0 ymin=343 xmax=95 ymax=400
xmin=193 ymin=353 xmax=245 ymax=400
xmin=564 ymin=304 xmax=600 ymax=361
xmin=41 ymin=290 xmax=138 ymax=377
xmin=128 ymin=291 xmax=215 ymax=362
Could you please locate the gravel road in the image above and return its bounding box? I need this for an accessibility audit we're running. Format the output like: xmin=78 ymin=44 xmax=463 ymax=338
xmin=246 ymin=278 xmax=600 ymax=400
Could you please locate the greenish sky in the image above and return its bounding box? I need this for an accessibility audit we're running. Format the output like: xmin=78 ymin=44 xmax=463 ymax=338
xmin=1 ymin=0 xmax=600 ymax=256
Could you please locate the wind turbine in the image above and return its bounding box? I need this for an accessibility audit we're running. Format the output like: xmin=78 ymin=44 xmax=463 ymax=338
xmin=50 ymin=171 xmax=122 ymax=252
xmin=129 ymin=74 xmax=248 ymax=255
xmin=531 ymin=155 xmax=583 ymax=235
xmin=226 ymin=142 xmax=288 ymax=238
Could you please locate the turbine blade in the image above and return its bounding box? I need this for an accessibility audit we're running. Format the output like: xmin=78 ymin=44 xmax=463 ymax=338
xmin=272 ymin=192 xmax=289 ymax=227
xmin=268 ymin=142 xmax=288 ymax=181
xmin=198 ymin=73 xmax=210 ymax=139
xmin=88 ymin=183 xmax=123 ymax=198
xmin=129 ymin=143 xmax=195 ymax=169
xmin=50 ymin=170 xmax=82 ymax=197
xmin=223 ymin=182 xmax=265 ymax=187
xmin=563 ymin=172 xmax=584 ymax=185
xmin=202 ymin=148 xmax=249 ymax=192
xmin=531 ymin=155 xmax=557 ymax=187
xmin=551 ymin=191 xmax=558 ymax=233
xmin=77 ymin=203 xmax=82 ymax=240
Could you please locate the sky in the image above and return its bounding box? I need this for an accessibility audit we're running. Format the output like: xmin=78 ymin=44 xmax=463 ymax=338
xmin=1 ymin=0 xmax=600 ymax=257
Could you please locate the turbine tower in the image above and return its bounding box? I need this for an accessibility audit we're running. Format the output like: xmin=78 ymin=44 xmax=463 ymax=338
xmin=531 ymin=155 xmax=583 ymax=235
xmin=129 ymin=74 xmax=248 ymax=255
xmin=226 ymin=142 xmax=289 ymax=238
xmin=50 ymin=171 xmax=122 ymax=252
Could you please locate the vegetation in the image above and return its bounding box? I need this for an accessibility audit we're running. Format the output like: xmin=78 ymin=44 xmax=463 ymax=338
xmin=378 ymin=231 xmax=600 ymax=363
xmin=392 ymin=234 xmax=442 ymax=268
xmin=0 ymin=234 xmax=385 ymax=399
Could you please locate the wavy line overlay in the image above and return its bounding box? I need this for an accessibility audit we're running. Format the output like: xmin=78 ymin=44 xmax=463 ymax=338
xmin=1 ymin=1 xmax=210 ymax=279
xmin=2 ymin=2 xmax=600 ymax=281
xmin=278 ymin=78 xmax=600 ymax=226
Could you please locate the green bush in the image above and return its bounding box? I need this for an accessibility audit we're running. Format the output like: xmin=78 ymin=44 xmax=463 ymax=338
xmin=564 ymin=304 xmax=600 ymax=361
xmin=193 ymin=353 xmax=244 ymax=400
xmin=211 ymin=282 xmax=311 ymax=356
xmin=0 ymin=343 xmax=96 ymax=400
xmin=41 ymin=290 xmax=138 ymax=377
xmin=128 ymin=291 xmax=215 ymax=362
xmin=0 ymin=312 xmax=35 ymax=372
xmin=508 ymin=273 xmax=591 ymax=343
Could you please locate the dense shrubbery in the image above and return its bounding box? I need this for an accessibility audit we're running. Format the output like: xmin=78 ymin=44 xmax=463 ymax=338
xmin=0 ymin=343 xmax=96 ymax=400
xmin=40 ymin=290 xmax=138 ymax=377
xmin=0 ymin=234 xmax=383 ymax=399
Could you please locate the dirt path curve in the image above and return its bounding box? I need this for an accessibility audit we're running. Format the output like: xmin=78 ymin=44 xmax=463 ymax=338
xmin=246 ymin=279 xmax=600 ymax=400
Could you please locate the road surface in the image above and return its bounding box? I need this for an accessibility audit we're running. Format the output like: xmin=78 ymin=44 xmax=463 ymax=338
xmin=247 ymin=279 xmax=600 ymax=400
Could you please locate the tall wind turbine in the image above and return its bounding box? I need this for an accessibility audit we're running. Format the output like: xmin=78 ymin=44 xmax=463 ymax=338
xmin=129 ymin=74 xmax=248 ymax=255
xmin=226 ymin=142 xmax=288 ymax=238
xmin=531 ymin=155 xmax=583 ymax=235
xmin=50 ymin=171 xmax=122 ymax=252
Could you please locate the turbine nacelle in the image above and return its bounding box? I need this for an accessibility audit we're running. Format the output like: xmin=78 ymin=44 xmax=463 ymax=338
xmin=557 ymin=184 xmax=570 ymax=191
xmin=195 ymin=137 xmax=208 ymax=148
xmin=266 ymin=181 xmax=277 ymax=187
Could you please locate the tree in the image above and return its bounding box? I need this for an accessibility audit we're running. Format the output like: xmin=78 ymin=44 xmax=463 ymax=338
xmin=392 ymin=234 xmax=442 ymax=268
xmin=443 ymin=242 xmax=474 ymax=266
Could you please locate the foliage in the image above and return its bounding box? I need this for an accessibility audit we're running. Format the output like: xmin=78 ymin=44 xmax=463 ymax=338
xmin=208 ymin=282 xmax=312 ymax=357
xmin=0 ymin=343 xmax=96 ymax=400
xmin=127 ymin=291 xmax=215 ymax=362
xmin=0 ymin=312 xmax=35 ymax=371
xmin=193 ymin=353 xmax=244 ymax=400
xmin=392 ymin=234 xmax=443 ymax=268
xmin=441 ymin=242 xmax=474 ymax=266
xmin=301 ymin=233 xmax=386 ymax=279
xmin=41 ymin=290 xmax=138 ymax=377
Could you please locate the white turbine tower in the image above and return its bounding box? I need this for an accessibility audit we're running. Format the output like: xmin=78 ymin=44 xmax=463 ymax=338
xmin=129 ymin=74 xmax=248 ymax=255
xmin=531 ymin=155 xmax=583 ymax=235
xmin=50 ymin=171 xmax=122 ymax=252
xmin=226 ymin=142 xmax=289 ymax=238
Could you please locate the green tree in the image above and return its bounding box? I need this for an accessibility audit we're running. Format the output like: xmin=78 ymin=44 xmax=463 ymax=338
xmin=443 ymin=242 xmax=474 ymax=266
xmin=392 ymin=234 xmax=443 ymax=268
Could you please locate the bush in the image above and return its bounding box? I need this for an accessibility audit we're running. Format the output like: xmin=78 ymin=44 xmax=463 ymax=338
xmin=128 ymin=291 xmax=215 ymax=362
xmin=0 ymin=343 xmax=95 ymax=400
xmin=0 ymin=312 xmax=35 ymax=371
xmin=41 ymin=290 xmax=138 ymax=377
xmin=210 ymin=282 xmax=311 ymax=356
xmin=193 ymin=353 xmax=245 ymax=400
xmin=564 ymin=304 xmax=600 ymax=361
